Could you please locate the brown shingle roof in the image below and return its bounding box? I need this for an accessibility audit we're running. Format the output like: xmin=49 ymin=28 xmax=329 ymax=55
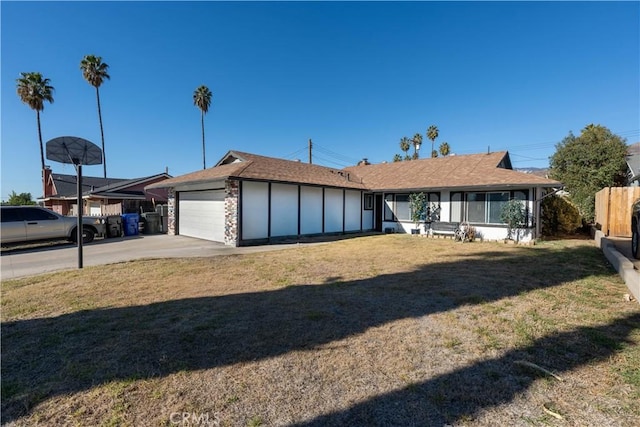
xmin=147 ymin=150 xmax=561 ymax=192
xmin=343 ymin=151 xmax=561 ymax=191
xmin=146 ymin=151 xmax=366 ymax=190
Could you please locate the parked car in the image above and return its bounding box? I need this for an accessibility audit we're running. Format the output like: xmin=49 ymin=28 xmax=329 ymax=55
xmin=632 ymin=198 xmax=640 ymax=259
xmin=0 ymin=206 xmax=106 ymax=246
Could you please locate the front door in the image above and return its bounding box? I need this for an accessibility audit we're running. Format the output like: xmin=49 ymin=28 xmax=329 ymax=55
xmin=375 ymin=194 xmax=383 ymax=232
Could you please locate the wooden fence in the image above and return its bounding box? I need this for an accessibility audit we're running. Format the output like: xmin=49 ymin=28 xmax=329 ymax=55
xmin=595 ymin=187 xmax=640 ymax=237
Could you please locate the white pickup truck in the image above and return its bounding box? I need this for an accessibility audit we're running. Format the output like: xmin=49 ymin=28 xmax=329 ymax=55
xmin=1 ymin=206 xmax=106 ymax=246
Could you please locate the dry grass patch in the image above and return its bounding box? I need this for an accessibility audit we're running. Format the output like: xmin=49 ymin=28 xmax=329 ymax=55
xmin=2 ymin=235 xmax=639 ymax=426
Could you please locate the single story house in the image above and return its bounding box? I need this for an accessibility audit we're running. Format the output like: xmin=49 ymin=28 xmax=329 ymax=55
xmin=146 ymin=150 xmax=561 ymax=246
xmin=41 ymin=167 xmax=171 ymax=216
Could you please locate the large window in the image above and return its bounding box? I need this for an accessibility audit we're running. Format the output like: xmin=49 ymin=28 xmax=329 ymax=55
xmin=383 ymin=193 xmax=441 ymax=222
xmin=465 ymin=191 xmax=528 ymax=224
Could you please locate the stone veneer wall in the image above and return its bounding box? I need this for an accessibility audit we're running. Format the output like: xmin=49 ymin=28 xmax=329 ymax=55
xmin=167 ymin=188 xmax=176 ymax=235
xmin=225 ymin=180 xmax=239 ymax=246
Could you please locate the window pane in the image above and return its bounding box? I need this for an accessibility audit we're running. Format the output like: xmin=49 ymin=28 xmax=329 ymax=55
xmin=514 ymin=190 xmax=527 ymax=201
xmin=384 ymin=194 xmax=394 ymax=221
xmin=395 ymin=194 xmax=410 ymax=221
xmin=22 ymin=208 xmax=58 ymax=221
xmin=450 ymin=192 xmax=463 ymax=222
xmin=488 ymin=192 xmax=509 ymax=224
xmin=1 ymin=209 xmax=23 ymax=222
xmin=467 ymin=193 xmax=485 ymax=223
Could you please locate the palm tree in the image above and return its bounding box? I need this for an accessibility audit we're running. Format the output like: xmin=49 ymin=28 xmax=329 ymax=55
xmin=412 ymin=133 xmax=423 ymax=159
xmin=16 ymin=72 xmax=54 ymax=172
xmin=80 ymin=55 xmax=110 ymax=178
xmin=193 ymin=85 xmax=213 ymax=169
xmin=439 ymin=141 xmax=450 ymax=157
xmin=393 ymin=154 xmax=402 ymax=162
xmin=427 ymin=125 xmax=439 ymax=158
xmin=399 ymin=137 xmax=410 ymax=160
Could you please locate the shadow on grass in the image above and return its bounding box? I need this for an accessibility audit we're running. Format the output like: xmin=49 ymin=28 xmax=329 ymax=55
xmin=1 ymin=244 xmax=634 ymax=423
xmin=293 ymin=312 xmax=640 ymax=426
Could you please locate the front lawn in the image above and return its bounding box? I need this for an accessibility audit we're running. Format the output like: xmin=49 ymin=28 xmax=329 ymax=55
xmin=2 ymin=235 xmax=639 ymax=426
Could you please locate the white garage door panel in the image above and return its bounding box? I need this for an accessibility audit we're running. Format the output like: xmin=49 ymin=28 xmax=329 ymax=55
xmin=179 ymin=190 xmax=225 ymax=242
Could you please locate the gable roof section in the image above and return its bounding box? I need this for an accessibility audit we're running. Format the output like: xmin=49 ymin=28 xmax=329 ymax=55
xmin=147 ymin=151 xmax=366 ymax=190
xmin=343 ymin=151 xmax=561 ymax=191
xmin=46 ymin=173 xmax=171 ymax=199
xmin=48 ymin=173 xmax=128 ymax=198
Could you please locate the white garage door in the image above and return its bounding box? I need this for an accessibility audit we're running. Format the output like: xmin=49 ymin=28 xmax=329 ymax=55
xmin=178 ymin=190 xmax=225 ymax=242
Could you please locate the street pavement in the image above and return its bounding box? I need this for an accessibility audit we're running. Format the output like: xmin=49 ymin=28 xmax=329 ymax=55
xmin=1 ymin=234 xmax=308 ymax=281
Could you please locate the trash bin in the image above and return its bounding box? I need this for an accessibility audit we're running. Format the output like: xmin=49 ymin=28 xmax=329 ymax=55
xmin=106 ymin=215 xmax=123 ymax=238
xmin=121 ymin=213 xmax=140 ymax=236
xmin=141 ymin=212 xmax=160 ymax=234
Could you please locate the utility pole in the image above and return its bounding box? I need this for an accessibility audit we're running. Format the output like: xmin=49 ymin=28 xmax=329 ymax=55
xmin=308 ymin=138 xmax=313 ymax=164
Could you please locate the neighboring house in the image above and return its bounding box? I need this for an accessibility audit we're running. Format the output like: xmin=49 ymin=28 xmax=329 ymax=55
xmin=41 ymin=167 xmax=172 ymax=215
xmin=146 ymin=150 xmax=561 ymax=246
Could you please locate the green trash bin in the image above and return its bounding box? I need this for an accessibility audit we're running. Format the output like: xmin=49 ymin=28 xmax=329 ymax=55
xmin=141 ymin=212 xmax=160 ymax=234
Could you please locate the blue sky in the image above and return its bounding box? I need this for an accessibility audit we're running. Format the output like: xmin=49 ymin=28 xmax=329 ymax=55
xmin=2 ymin=1 xmax=639 ymax=201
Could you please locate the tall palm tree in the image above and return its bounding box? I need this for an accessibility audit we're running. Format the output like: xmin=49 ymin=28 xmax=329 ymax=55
xmin=439 ymin=141 xmax=450 ymax=157
xmin=80 ymin=55 xmax=110 ymax=178
xmin=399 ymin=137 xmax=410 ymax=160
xmin=427 ymin=125 xmax=439 ymax=158
xmin=412 ymin=133 xmax=423 ymax=159
xmin=16 ymin=72 xmax=54 ymax=172
xmin=193 ymin=85 xmax=213 ymax=169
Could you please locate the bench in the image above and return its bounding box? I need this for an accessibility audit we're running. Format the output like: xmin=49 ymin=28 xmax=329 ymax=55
xmin=428 ymin=222 xmax=460 ymax=237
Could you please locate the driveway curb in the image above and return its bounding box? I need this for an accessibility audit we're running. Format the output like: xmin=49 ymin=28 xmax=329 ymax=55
xmin=594 ymin=229 xmax=640 ymax=303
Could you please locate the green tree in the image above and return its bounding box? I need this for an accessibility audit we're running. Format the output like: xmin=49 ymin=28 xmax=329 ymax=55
xmin=80 ymin=55 xmax=110 ymax=178
xmin=408 ymin=192 xmax=427 ymax=230
xmin=439 ymin=141 xmax=450 ymax=157
xmin=412 ymin=133 xmax=423 ymax=159
xmin=431 ymin=150 xmax=438 ymax=158
xmin=4 ymin=191 xmax=36 ymax=206
xmin=392 ymin=154 xmax=402 ymax=162
xmin=16 ymin=72 xmax=54 ymax=171
xmin=541 ymin=194 xmax=582 ymax=235
xmin=427 ymin=125 xmax=439 ymax=158
xmin=500 ymin=199 xmax=526 ymax=241
xmin=193 ymin=85 xmax=213 ymax=169
xmin=549 ymin=124 xmax=628 ymax=223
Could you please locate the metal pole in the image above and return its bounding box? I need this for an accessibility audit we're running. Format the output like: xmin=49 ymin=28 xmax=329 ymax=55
xmin=77 ymin=163 xmax=83 ymax=268
xmin=308 ymin=139 xmax=312 ymax=164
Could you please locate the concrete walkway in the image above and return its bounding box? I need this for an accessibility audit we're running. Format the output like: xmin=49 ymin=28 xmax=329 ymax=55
xmin=594 ymin=230 xmax=640 ymax=303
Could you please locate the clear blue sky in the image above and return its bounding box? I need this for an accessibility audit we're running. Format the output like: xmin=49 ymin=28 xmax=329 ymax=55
xmin=2 ymin=1 xmax=639 ymax=201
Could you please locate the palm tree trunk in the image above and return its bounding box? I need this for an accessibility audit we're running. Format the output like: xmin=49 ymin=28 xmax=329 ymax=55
xmin=201 ymin=110 xmax=206 ymax=169
xmin=37 ymin=110 xmax=45 ymax=196
xmin=36 ymin=110 xmax=45 ymax=171
xmin=96 ymin=87 xmax=106 ymax=178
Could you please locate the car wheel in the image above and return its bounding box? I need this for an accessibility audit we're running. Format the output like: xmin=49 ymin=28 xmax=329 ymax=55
xmin=82 ymin=227 xmax=95 ymax=244
xmin=70 ymin=227 xmax=95 ymax=244
xmin=632 ymin=224 xmax=639 ymax=259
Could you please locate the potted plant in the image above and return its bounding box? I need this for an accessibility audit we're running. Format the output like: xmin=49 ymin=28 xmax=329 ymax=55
xmin=408 ymin=192 xmax=427 ymax=234
xmin=500 ymin=199 xmax=526 ymax=242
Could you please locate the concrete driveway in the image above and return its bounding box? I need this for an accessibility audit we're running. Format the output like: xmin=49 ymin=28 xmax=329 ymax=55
xmin=1 ymin=235 xmax=306 ymax=281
